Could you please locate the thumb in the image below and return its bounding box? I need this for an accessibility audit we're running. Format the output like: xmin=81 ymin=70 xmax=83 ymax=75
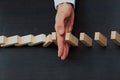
xmin=55 ymin=15 xmax=65 ymax=35
xmin=55 ymin=21 xmax=65 ymax=35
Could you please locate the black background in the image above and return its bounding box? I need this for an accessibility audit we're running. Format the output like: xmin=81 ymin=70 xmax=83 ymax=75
xmin=0 ymin=0 xmax=120 ymax=80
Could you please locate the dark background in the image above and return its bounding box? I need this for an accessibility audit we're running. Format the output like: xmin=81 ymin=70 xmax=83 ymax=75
xmin=0 ymin=0 xmax=120 ymax=80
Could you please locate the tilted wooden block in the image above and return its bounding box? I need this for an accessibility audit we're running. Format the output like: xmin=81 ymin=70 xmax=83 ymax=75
xmin=15 ymin=34 xmax=34 ymax=46
xmin=111 ymin=31 xmax=120 ymax=46
xmin=43 ymin=34 xmax=53 ymax=47
xmin=1 ymin=35 xmax=20 ymax=47
xmin=65 ymin=33 xmax=78 ymax=47
xmin=94 ymin=32 xmax=107 ymax=47
xmin=28 ymin=34 xmax=46 ymax=46
xmin=0 ymin=36 xmax=7 ymax=45
xmin=51 ymin=32 xmax=57 ymax=45
xmin=80 ymin=33 xmax=92 ymax=47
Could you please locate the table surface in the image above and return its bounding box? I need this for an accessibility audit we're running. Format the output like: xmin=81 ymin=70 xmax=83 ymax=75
xmin=0 ymin=0 xmax=120 ymax=80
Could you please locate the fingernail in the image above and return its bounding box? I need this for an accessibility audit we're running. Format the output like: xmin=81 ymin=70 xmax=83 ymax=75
xmin=59 ymin=30 xmax=64 ymax=35
xmin=61 ymin=57 xmax=65 ymax=60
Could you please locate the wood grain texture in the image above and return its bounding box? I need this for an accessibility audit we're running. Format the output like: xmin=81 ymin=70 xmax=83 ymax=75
xmin=0 ymin=36 xmax=7 ymax=45
xmin=43 ymin=34 xmax=53 ymax=47
xmin=15 ymin=34 xmax=34 ymax=46
xmin=28 ymin=34 xmax=46 ymax=46
xmin=51 ymin=32 xmax=57 ymax=45
xmin=65 ymin=33 xmax=78 ymax=47
xmin=1 ymin=35 xmax=20 ymax=47
xmin=94 ymin=32 xmax=107 ymax=47
xmin=111 ymin=31 xmax=120 ymax=46
xmin=80 ymin=33 xmax=92 ymax=47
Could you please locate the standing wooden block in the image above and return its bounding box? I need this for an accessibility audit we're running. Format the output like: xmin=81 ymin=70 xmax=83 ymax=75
xmin=51 ymin=32 xmax=57 ymax=45
xmin=94 ymin=32 xmax=107 ymax=47
xmin=0 ymin=36 xmax=7 ymax=45
xmin=43 ymin=34 xmax=53 ymax=47
xmin=80 ymin=33 xmax=92 ymax=47
xmin=65 ymin=33 xmax=78 ymax=47
xmin=28 ymin=34 xmax=46 ymax=46
xmin=111 ymin=31 xmax=120 ymax=46
xmin=15 ymin=34 xmax=34 ymax=46
xmin=1 ymin=35 xmax=20 ymax=47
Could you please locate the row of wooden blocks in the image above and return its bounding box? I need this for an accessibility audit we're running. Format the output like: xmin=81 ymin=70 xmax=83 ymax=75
xmin=0 ymin=31 xmax=120 ymax=47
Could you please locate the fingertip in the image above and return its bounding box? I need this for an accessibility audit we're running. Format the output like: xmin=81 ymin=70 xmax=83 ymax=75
xmin=61 ymin=43 xmax=70 ymax=60
xmin=61 ymin=57 xmax=66 ymax=60
xmin=58 ymin=50 xmax=61 ymax=57
xmin=61 ymin=52 xmax=66 ymax=60
xmin=61 ymin=46 xmax=67 ymax=60
xmin=58 ymin=46 xmax=64 ymax=57
xmin=61 ymin=55 xmax=67 ymax=60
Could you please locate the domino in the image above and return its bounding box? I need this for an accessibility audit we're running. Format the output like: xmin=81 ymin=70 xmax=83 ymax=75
xmin=94 ymin=32 xmax=107 ymax=47
xmin=0 ymin=36 xmax=7 ymax=45
xmin=80 ymin=33 xmax=92 ymax=47
xmin=1 ymin=35 xmax=20 ymax=47
xmin=51 ymin=32 xmax=57 ymax=45
xmin=15 ymin=34 xmax=34 ymax=46
xmin=65 ymin=33 xmax=78 ymax=47
xmin=111 ymin=31 xmax=120 ymax=46
xmin=28 ymin=34 xmax=46 ymax=46
xmin=43 ymin=34 xmax=53 ymax=47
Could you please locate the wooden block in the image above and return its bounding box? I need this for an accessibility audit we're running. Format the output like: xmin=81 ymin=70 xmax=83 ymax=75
xmin=1 ymin=35 xmax=20 ymax=47
xmin=28 ymin=34 xmax=46 ymax=46
xmin=15 ymin=34 xmax=34 ymax=46
xmin=94 ymin=32 xmax=107 ymax=47
xmin=43 ymin=34 xmax=53 ymax=47
xmin=51 ymin=32 xmax=57 ymax=45
xmin=0 ymin=36 xmax=7 ymax=45
xmin=65 ymin=33 xmax=78 ymax=47
xmin=80 ymin=33 xmax=92 ymax=47
xmin=111 ymin=31 xmax=120 ymax=46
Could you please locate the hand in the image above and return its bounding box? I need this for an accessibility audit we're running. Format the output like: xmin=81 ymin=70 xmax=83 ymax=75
xmin=55 ymin=3 xmax=74 ymax=60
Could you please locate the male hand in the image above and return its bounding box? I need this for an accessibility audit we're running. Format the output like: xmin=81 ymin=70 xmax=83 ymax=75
xmin=55 ymin=3 xmax=74 ymax=60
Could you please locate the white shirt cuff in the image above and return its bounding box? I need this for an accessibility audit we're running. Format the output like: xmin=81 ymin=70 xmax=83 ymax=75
xmin=54 ymin=0 xmax=75 ymax=9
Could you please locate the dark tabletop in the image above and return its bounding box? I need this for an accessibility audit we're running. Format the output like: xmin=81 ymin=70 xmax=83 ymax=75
xmin=0 ymin=0 xmax=120 ymax=80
